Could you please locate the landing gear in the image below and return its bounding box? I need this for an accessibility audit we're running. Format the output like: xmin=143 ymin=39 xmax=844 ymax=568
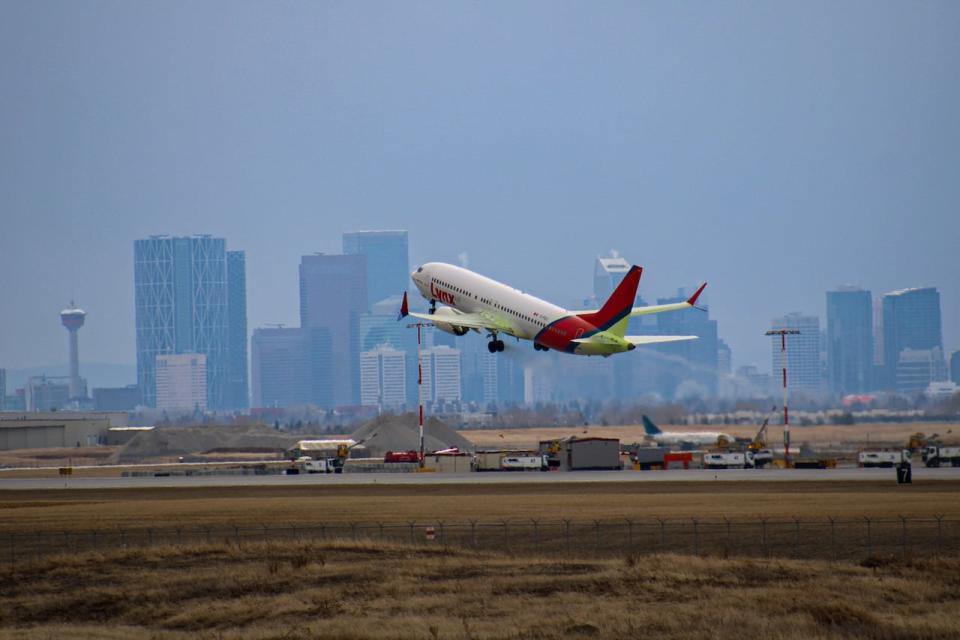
xmin=534 ymin=343 xmax=549 ymax=352
xmin=429 ymin=299 xmax=437 ymax=314
xmin=487 ymin=339 xmax=505 ymax=353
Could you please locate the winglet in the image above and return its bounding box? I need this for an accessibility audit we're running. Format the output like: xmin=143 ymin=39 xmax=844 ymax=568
xmin=398 ymin=291 xmax=409 ymax=320
xmin=687 ymin=282 xmax=708 ymax=306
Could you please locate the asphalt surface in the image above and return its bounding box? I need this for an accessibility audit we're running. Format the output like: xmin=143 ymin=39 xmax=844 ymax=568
xmin=3 ymin=466 xmax=959 ymax=490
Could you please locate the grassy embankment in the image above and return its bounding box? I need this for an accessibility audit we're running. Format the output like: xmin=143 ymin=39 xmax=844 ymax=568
xmin=2 ymin=480 xmax=959 ymax=535
xmin=2 ymin=539 xmax=959 ymax=639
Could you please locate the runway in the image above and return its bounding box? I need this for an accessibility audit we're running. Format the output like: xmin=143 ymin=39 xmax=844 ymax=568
xmin=3 ymin=466 xmax=959 ymax=490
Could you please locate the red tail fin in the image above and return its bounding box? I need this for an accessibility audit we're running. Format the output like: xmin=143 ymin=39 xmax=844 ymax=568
xmin=578 ymin=266 xmax=642 ymax=329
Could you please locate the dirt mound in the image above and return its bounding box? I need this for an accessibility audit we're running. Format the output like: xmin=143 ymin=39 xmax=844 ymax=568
xmin=351 ymin=413 xmax=474 ymax=457
xmin=114 ymin=424 xmax=308 ymax=462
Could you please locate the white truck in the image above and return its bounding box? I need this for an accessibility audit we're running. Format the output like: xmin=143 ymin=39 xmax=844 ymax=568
xmin=703 ymin=451 xmax=754 ymax=469
xmin=501 ymin=455 xmax=546 ymax=471
xmin=922 ymin=445 xmax=960 ymax=468
xmin=858 ymin=450 xmax=911 ymax=468
xmin=295 ymin=456 xmax=337 ymax=474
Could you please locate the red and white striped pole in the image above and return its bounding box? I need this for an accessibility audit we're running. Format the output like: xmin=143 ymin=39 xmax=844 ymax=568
xmin=766 ymin=329 xmax=800 ymax=467
xmin=417 ymin=323 xmax=424 ymax=468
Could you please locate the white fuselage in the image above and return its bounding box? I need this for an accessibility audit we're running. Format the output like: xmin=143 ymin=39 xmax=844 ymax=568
xmin=411 ymin=262 xmax=569 ymax=340
xmin=649 ymin=432 xmax=733 ymax=447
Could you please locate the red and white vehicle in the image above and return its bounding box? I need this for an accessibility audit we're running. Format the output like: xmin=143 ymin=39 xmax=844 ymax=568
xmin=401 ymin=262 xmax=706 ymax=356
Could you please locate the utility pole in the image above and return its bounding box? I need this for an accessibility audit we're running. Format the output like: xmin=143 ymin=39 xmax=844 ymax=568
xmin=765 ymin=328 xmax=800 ymax=467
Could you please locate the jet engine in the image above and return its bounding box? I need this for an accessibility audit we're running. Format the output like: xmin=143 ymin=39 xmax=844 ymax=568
xmin=431 ymin=307 xmax=471 ymax=336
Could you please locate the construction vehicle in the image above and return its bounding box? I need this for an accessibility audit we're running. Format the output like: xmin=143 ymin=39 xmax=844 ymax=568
xmin=858 ymin=449 xmax=911 ymax=468
xmin=704 ymin=451 xmax=754 ymax=469
xmin=922 ymin=445 xmax=960 ymax=467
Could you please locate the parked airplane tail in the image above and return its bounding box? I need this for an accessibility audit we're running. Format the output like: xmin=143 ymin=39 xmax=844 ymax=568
xmin=577 ymin=265 xmax=642 ymax=334
xmin=642 ymin=415 xmax=662 ymax=435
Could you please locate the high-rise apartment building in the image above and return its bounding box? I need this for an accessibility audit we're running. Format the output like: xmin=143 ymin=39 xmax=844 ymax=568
xmin=226 ymin=251 xmax=249 ymax=409
xmin=343 ymin=231 xmax=409 ymax=310
xmin=881 ymin=287 xmax=945 ymax=392
xmin=360 ymin=345 xmax=407 ymax=408
xmin=134 ymin=236 xmax=247 ymax=410
xmin=950 ymin=351 xmax=960 ymax=385
xmin=25 ymin=376 xmax=72 ymax=411
xmin=0 ymin=368 xmax=5 ymax=410
xmin=359 ymin=295 xmax=419 ymax=406
xmin=419 ymin=346 xmax=461 ymax=405
xmin=770 ymin=313 xmax=822 ymax=395
xmin=299 ymin=254 xmax=366 ymax=406
xmin=155 ymin=353 xmax=207 ymax=412
xmin=826 ymin=287 xmax=874 ymax=395
xmin=250 ymin=327 xmax=332 ymax=409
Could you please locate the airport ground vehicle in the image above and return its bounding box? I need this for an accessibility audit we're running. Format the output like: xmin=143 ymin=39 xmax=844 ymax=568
xmin=385 ymin=450 xmax=420 ymax=463
xmin=501 ymin=455 xmax=546 ymax=471
xmin=858 ymin=450 xmax=911 ymax=468
xmin=297 ymin=457 xmax=337 ymax=473
xmin=751 ymin=449 xmax=774 ymax=468
xmin=703 ymin=451 xmax=754 ymax=469
xmin=922 ymin=445 xmax=960 ymax=467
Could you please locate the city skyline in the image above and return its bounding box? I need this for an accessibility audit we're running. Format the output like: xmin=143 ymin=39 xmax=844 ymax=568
xmin=2 ymin=3 xmax=959 ymax=376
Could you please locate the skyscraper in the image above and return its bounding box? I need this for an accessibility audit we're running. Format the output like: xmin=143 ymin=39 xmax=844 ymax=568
xmin=155 ymin=353 xmax=207 ymax=412
xmin=134 ymin=236 xmax=247 ymax=410
xmin=226 ymin=251 xmax=249 ymax=409
xmin=299 ymin=254 xmax=367 ymax=406
xmin=360 ymin=344 xmax=407 ymax=408
xmin=0 ymin=368 xmax=5 ymax=410
xmin=770 ymin=313 xmax=822 ymax=395
xmin=250 ymin=327 xmax=332 ymax=409
xmin=359 ymin=295 xmax=419 ymax=406
xmin=881 ymin=287 xmax=945 ymax=391
xmin=826 ymin=287 xmax=874 ymax=395
xmin=343 ymin=231 xmax=409 ymax=310
xmin=950 ymin=351 xmax=960 ymax=385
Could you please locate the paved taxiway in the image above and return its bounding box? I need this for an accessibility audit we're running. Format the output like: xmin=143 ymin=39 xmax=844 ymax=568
xmin=3 ymin=466 xmax=960 ymax=490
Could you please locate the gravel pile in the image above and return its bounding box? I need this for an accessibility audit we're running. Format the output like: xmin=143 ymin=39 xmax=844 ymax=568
xmin=114 ymin=424 xmax=308 ymax=462
xmin=351 ymin=413 xmax=474 ymax=457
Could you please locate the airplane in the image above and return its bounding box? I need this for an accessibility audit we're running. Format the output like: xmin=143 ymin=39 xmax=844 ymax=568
xmin=641 ymin=415 xmax=734 ymax=448
xmin=399 ymin=261 xmax=707 ymax=357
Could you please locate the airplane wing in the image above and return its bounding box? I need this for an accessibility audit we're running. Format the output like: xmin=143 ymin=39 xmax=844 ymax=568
xmin=624 ymin=335 xmax=699 ymax=345
xmin=405 ymin=309 xmax=511 ymax=332
xmin=574 ymin=282 xmax=707 ymax=317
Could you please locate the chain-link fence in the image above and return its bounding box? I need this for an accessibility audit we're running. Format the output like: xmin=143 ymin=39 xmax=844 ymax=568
xmin=4 ymin=517 xmax=958 ymax=564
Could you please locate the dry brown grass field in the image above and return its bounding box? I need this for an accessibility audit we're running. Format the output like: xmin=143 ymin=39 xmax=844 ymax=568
xmin=1 ymin=539 xmax=959 ymax=639
xmin=461 ymin=421 xmax=960 ymax=450
xmin=2 ymin=480 xmax=959 ymax=535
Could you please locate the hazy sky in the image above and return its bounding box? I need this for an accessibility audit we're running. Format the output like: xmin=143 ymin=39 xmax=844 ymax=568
xmin=2 ymin=1 xmax=958 ymax=377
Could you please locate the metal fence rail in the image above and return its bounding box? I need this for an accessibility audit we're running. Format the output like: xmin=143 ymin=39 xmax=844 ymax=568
xmin=4 ymin=517 xmax=958 ymax=564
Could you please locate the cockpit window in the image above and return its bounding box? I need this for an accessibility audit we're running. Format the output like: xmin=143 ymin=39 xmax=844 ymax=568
xmin=416 ymin=266 xmax=423 ymax=273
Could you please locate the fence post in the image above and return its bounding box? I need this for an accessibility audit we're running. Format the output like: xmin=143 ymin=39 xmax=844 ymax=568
xmin=564 ymin=519 xmax=571 ymax=554
xmin=408 ymin=522 xmax=415 ymax=545
xmin=723 ymin=517 xmax=731 ymax=556
xmin=864 ymin=517 xmax=872 ymax=557
xmin=626 ymin=519 xmax=634 ymax=551
xmin=233 ymin=526 xmax=239 ymax=545
xmin=761 ymin=519 xmax=768 ymax=558
xmin=378 ymin=522 xmax=384 ymax=540
xmin=531 ymin=519 xmax=539 ymax=551
xmin=350 ymin=522 xmax=357 ymax=541
xmin=176 ymin=528 xmax=182 ymax=547
xmin=439 ymin=521 xmax=445 ymax=546
xmin=9 ymin=533 xmax=14 ymax=564
xmin=828 ymin=517 xmax=836 ymax=561
xmin=692 ymin=518 xmax=699 ymax=556
xmin=594 ymin=520 xmax=601 ymax=552
xmin=657 ymin=518 xmax=666 ymax=552
xmin=900 ymin=516 xmax=907 ymax=558
xmin=935 ymin=515 xmax=943 ymax=554
xmin=470 ymin=520 xmax=477 ymax=547
xmin=502 ymin=521 xmax=509 ymax=550
xmin=793 ymin=518 xmax=801 ymax=558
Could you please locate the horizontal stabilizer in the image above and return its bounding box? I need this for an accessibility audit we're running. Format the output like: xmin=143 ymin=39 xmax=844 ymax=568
xmin=624 ymin=335 xmax=698 ymax=345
